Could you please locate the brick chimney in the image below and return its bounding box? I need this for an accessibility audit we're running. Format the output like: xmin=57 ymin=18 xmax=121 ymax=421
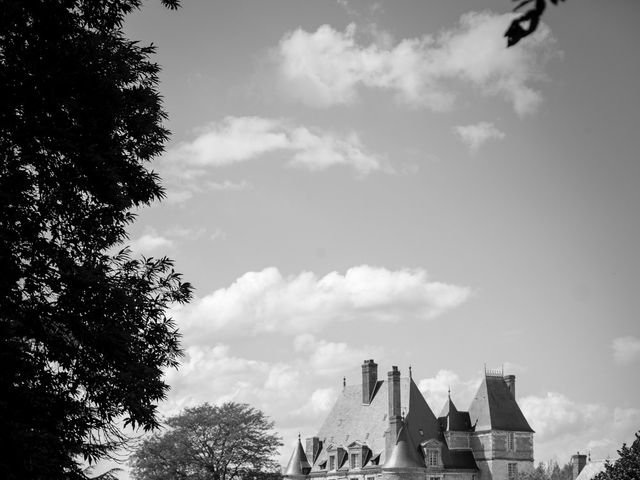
xmin=305 ymin=437 xmax=321 ymax=464
xmin=388 ymin=366 xmax=402 ymax=441
xmin=362 ymin=359 xmax=378 ymax=404
xmin=571 ymin=453 xmax=587 ymax=480
xmin=504 ymin=374 xmax=516 ymax=398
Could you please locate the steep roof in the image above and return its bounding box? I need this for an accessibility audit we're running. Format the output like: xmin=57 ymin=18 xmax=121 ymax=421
xmin=285 ymin=437 xmax=311 ymax=476
xmin=310 ymin=376 xmax=477 ymax=472
xmin=312 ymin=377 xmax=439 ymax=469
xmin=467 ymin=375 xmax=534 ymax=432
xmin=384 ymin=425 xmax=424 ymax=469
xmin=438 ymin=396 xmax=473 ymax=432
xmin=575 ymin=461 xmax=607 ymax=480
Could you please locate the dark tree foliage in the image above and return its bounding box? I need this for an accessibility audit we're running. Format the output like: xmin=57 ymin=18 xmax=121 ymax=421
xmin=592 ymin=432 xmax=640 ymax=480
xmin=130 ymin=402 xmax=283 ymax=480
xmin=505 ymin=0 xmax=566 ymax=47
xmin=0 ymin=1 xmax=191 ymax=479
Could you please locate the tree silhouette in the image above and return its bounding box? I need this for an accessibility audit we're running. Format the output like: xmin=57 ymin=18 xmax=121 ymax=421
xmin=505 ymin=0 xmax=566 ymax=47
xmin=592 ymin=431 xmax=640 ymax=480
xmin=0 ymin=1 xmax=191 ymax=478
xmin=131 ymin=403 xmax=283 ymax=480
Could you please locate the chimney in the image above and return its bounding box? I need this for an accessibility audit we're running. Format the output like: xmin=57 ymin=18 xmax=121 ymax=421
xmin=362 ymin=359 xmax=378 ymax=404
xmin=305 ymin=437 xmax=321 ymax=464
xmin=388 ymin=366 xmax=402 ymax=441
xmin=571 ymin=453 xmax=587 ymax=480
xmin=504 ymin=374 xmax=516 ymax=398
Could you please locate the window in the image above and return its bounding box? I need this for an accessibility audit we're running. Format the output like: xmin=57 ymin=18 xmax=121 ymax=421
xmin=427 ymin=449 xmax=439 ymax=467
xmin=366 ymin=477 xmax=375 ymax=480
xmin=350 ymin=453 xmax=359 ymax=469
xmin=507 ymin=432 xmax=515 ymax=452
xmin=429 ymin=477 xmax=441 ymax=480
xmin=508 ymin=463 xmax=518 ymax=480
xmin=329 ymin=456 xmax=335 ymax=470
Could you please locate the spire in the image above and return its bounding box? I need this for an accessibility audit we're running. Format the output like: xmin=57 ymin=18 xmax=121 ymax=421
xmin=409 ymin=365 xmax=412 ymax=379
xmin=284 ymin=435 xmax=311 ymax=476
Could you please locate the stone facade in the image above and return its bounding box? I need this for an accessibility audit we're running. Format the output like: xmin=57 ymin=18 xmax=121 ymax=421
xmin=285 ymin=360 xmax=534 ymax=480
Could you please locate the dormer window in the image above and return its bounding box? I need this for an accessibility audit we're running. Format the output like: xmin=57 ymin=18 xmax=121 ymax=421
xmin=329 ymin=456 xmax=336 ymax=470
xmin=350 ymin=453 xmax=359 ymax=469
xmin=421 ymin=439 xmax=442 ymax=469
xmin=427 ymin=448 xmax=439 ymax=467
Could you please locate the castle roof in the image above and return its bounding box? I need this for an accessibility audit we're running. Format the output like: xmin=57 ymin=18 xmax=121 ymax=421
xmin=284 ymin=437 xmax=311 ymax=476
xmin=467 ymin=375 xmax=534 ymax=432
xmin=575 ymin=460 xmax=607 ymax=480
xmin=383 ymin=424 xmax=424 ymax=469
xmin=308 ymin=375 xmax=477 ymax=472
xmin=311 ymin=377 xmax=440 ymax=469
xmin=438 ymin=396 xmax=473 ymax=432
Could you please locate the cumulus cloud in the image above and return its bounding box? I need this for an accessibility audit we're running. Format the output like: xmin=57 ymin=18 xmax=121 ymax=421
xmin=173 ymin=265 xmax=471 ymax=343
xmin=164 ymin=116 xmax=384 ymax=175
xmin=275 ymin=12 xmax=557 ymax=114
xmin=418 ymin=369 xmax=481 ymax=414
xmin=293 ymin=334 xmax=380 ymax=376
xmin=520 ymin=392 xmax=640 ymax=462
xmin=612 ymin=336 xmax=640 ymax=365
xmin=159 ymin=342 xmax=351 ymax=466
xmin=454 ymin=121 xmax=506 ymax=152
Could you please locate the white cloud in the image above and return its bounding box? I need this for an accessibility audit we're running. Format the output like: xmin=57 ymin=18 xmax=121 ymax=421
xmin=293 ymin=334 xmax=380 ymax=376
xmin=454 ymin=121 xmax=506 ymax=152
xmin=160 ymin=343 xmax=352 ymax=467
xmin=275 ymin=12 xmax=557 ymax=114
xmin=418 ymin=369 xmax=481 ymax=414
xmin=173 ymin=265 xmax=471 ymax=343
xmin=129 ymin=230 xmax=173 ymax=254
xmin=164 ymin=116 xmax=384 ymax=175
xmin=612 ymin=336 xmax=640 ymax=365
xmin=520 ymin=392 xmax=640 ymax=463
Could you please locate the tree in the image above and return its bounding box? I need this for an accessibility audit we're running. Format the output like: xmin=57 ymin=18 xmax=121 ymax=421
xmin=504 ymin=0 xmax=566 ymax=47
xmin=592 ymin=431 xmax=640 ymax=480
xmin=130 ymin=403 xmax=283 ymax=480
xmin=0 ymin=1 xmax=191 ymax=479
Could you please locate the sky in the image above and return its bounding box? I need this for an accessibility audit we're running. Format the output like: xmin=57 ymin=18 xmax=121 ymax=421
xmin=114 ymin=0 xmax=640 ymax=476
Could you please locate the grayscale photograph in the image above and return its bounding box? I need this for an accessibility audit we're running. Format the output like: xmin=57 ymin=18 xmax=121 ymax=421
xmin=2 ymin=1 xmax=639 ymax=480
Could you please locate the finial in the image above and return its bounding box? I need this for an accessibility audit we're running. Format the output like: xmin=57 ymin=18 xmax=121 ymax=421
xmin=409 ymin=365 xmax=412 ymax=379
xmin=298 ymin=433 xmax=301 ymax=442
xmin=448 ymin=386 xmax=451 ymax=398
xmin=343 ymin=376 xmax=346 ymax=389
xmin=401 ymin=409 xmax=405 ymax=421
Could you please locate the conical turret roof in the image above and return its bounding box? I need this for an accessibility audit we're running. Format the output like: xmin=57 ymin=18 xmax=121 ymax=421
xmin=383 ymin=424 xmax=424 ymax=469
xmin=284 ymin=436 xmax=311 ymax=476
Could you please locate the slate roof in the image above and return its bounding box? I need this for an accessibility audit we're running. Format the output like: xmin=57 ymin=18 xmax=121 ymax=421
xmin=438 ymin=396 xmax=473 ymax=432
xmin=311 ymin=378 xmax=413 ymax=469
xmin=467 ymin=375 xmax=534 ymax=432
xmin=575 ymin=460 xmax=607 ymax=480
xmin=309 ymin=376 xmax=477 ymax=472
xmin=285 ymin=437 xmax=311 ymax=476
xmin=384 ymin=425 xmax=424 ymax=469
